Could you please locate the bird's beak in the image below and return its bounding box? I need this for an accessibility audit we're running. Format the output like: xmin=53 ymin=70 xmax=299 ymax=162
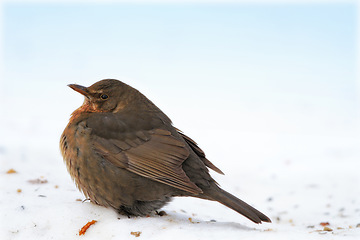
xmin=68 ymin=84 xmax=90 ymax=97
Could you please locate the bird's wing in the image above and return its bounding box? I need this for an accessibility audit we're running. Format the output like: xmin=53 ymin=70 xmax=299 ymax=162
xmin=176 ymin=130 xmax=224 ymax=175
xmin=86 ymin=113 xmax=202 ymax=194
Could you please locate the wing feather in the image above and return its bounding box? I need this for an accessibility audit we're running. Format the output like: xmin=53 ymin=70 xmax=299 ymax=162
xmin=177 ymin=130 xmax=224 ymax=175
xmin=92 ymin=126 xmax=202 ymax=194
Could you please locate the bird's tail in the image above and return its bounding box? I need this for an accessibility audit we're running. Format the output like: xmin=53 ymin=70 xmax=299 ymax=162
xmin=204 ymin=187 xmax=271 ymax=224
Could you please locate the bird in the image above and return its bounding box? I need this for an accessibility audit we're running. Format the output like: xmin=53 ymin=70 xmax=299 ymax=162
xmin=60 ymin=79 xmax=271 ymax=224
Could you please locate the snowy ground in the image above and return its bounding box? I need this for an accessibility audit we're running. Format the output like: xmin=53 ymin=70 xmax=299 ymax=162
xmin=1 ymin=83 xmax=359 ymax=240
xmin=1 ymin=1 xmax=359 ymax=239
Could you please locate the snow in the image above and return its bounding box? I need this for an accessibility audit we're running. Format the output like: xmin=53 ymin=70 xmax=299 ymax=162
xmin=1 ymin=1 xmax=359 ymax=238
xmin=1 ymin=82 xmax=359 ymax=240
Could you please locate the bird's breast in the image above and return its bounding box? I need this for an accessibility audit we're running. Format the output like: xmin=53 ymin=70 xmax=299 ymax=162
xmin=60 ymin=121 xmax=93 ymax=193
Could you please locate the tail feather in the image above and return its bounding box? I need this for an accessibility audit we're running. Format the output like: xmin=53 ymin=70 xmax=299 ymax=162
xmin=204 ymin=187 xmax=271 ymax=224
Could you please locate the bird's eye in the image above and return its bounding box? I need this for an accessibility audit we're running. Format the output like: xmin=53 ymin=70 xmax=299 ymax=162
xmin=100 ymin=94 xmax=108 ymax=100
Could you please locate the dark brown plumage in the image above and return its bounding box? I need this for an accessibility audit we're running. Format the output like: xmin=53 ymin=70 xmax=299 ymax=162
xmin=60 ymin=79 xmax=271 ymax=224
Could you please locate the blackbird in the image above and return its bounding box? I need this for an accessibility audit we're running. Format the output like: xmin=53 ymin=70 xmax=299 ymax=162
xmin=60 ymin=79 xmax=271 ymax=224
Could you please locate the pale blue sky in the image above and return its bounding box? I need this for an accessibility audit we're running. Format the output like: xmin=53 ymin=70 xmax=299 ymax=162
xmin=3 ymin=4 xmax=357 ymax=91
xmin=1 ymin=3 xmax=358 ymax=139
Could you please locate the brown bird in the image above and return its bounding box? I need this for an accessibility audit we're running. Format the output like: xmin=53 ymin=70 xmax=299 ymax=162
xmin=60 ymin=79 xmax=271 ymax=224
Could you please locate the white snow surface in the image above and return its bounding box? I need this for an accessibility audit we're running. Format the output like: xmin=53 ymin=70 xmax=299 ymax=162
xmin=1 ymin=82 xmax=360 ymax=240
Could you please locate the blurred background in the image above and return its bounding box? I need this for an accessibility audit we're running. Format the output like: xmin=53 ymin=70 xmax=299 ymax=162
xmin=0 ymin=0 xmax=359 ymax=235
xmin=1 ymin=0 xmax=358 ymax=169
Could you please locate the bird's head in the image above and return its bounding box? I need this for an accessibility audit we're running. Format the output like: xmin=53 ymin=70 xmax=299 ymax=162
xmin=68 ymin=79 xmax=136 ymax=113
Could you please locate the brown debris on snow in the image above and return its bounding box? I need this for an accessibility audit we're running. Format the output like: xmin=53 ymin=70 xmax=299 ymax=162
xmin=79 ymin=220 xmax=97 ymax=236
